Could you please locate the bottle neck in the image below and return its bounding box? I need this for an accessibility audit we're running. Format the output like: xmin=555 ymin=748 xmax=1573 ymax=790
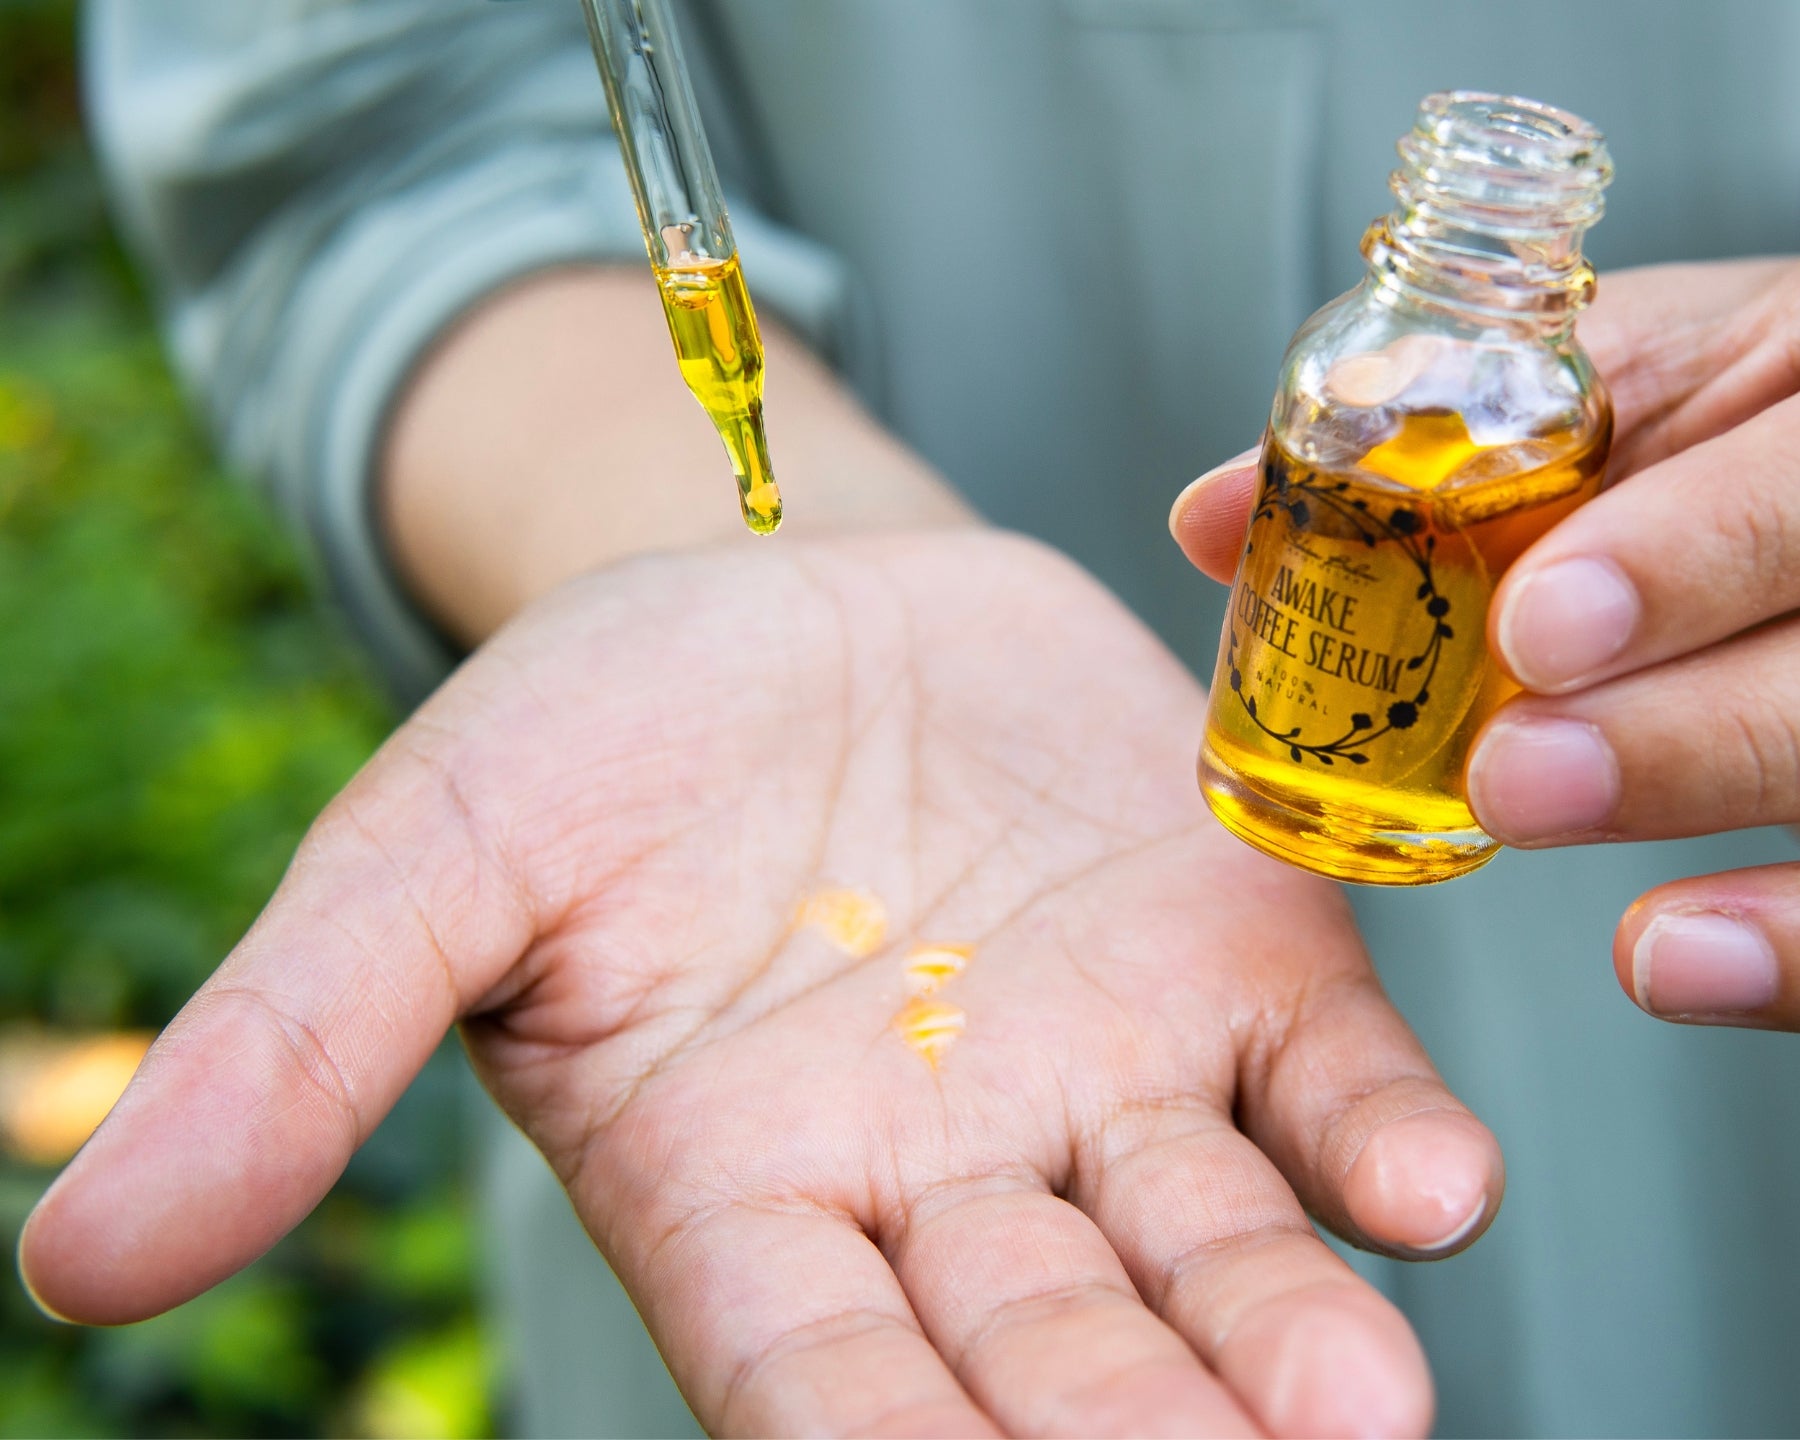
xmin=1362 ymin=93 xmax=1611 ymax=336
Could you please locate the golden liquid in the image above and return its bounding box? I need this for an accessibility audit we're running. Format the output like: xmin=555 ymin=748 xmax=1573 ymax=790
xmin=903 ymin=943 xmax=971 ymax=997
xmin=795 ymin=887 xmax=888 ymax=958
xmin=654 ymin=253 xmax=782 ymax=535
xmin=896 ymin=943 xmax=974 ymax=1067
xmin=1199 ymin=409 xmax=1608 ymax=885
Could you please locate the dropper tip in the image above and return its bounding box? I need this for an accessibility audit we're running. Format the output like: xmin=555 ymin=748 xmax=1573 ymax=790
xmin=742 ymin=481 xmax=782 ymax=535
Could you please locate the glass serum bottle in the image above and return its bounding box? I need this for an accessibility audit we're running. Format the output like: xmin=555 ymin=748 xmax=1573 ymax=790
xmin=1198 ymin=92 xmax=1613 ymax=885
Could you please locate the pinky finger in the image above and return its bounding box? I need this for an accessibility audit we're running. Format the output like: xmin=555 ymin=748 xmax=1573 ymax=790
xmin=1615 ymin=863 xmax=1800 ymax=1028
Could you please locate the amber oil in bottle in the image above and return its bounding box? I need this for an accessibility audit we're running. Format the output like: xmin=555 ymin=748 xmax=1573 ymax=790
xmin=1198 ymin=93 xmax=1615 ymax=884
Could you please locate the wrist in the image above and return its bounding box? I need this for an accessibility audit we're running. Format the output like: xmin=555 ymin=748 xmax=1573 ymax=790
xmin=380 ymin=267 xmax=972 ymax=646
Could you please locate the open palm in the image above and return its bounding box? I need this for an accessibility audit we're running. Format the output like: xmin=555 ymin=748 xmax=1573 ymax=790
xmin=23 ymin=532 xmax=1499 ymax=1437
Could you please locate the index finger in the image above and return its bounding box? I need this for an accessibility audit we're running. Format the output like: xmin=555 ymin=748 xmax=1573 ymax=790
xmin=1578 ymin=257 xmax=1800 ymax=477
xmin=1168 ymin=259 xmax=1800 ymax=588
xmin=17 ymin=737 xmax=533 ymax=1324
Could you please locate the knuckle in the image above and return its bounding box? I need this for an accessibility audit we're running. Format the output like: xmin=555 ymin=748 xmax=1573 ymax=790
xmin=949 ymin=1278 xmax=1122 ymax=1371
xmin=1709 ymin=468 xmax=1796 ymax=591
xmin=1239 ymin=960 xmax=1389 ymax=1150
xmin=717 ymin=1307 xmax=913 ymax=1431
xmin=1156 ymin=1222 xmax=1318 ymax=1320
xmin=207 ymin=984 xmax=363 ymax=1144
xmin=1711 ymin=675 xmax=1800 ymax=824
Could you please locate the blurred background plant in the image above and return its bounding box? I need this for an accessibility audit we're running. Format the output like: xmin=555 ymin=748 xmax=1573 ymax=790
xmin=0 ymin=2 xmax=494 ymax=1433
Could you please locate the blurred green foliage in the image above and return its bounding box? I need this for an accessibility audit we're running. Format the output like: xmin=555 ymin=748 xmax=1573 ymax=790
xmin=0 ymin=2 xmax=495 ymax=1434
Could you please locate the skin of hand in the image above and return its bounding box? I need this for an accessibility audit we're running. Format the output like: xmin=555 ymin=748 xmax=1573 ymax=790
xmin=15 ymin=269 xmax=1504 ymax=1438
xmin=377 ymin=266 xmax=974 ymax=646
xmin=19 ymin=533 xmax=1501 ymax=1438
xmin=1170 ymin=257 xmax=1800 ymax=1033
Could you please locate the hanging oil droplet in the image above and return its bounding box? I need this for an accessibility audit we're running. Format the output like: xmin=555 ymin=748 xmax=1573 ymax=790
xmin=653 ymin=252 xmax=782 ymax=535
xmin=795 ymin=887 xmax=888 ymax=958
xmin=892 ymin=1000 xmax=965 ymax=1069
xmin=903 ymin=943 xmax=971 ymax=998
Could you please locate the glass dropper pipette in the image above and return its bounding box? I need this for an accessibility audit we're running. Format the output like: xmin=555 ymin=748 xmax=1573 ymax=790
xmin=579 ymin=0 xmax=781 ymax=534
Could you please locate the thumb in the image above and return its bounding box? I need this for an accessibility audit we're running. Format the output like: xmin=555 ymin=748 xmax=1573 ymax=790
xmin=1169 ymin=446 xmax=1260 ymax=583
xmin=16 ymin=732 xmax=534 ymax=1325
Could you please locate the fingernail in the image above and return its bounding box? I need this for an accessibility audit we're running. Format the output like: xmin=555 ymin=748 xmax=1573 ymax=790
xmin=1633 ymin=911 xmax=1779 ymax=1018
xmin=1497 ymin=557 xmax=1640 ymax=692
xmin=16 ymin=1215 xmax=74 ymax=1325
xmin=1344 ymin=1111 xmax=1495 ymax=1255
xmin=1466 ymin=717 xmax=1619 ymax=844
xmin=1169 ymin=446 xmax=1259 ymax=535
xmin=1415 ymin=1194 xmax=1489 ymax=1255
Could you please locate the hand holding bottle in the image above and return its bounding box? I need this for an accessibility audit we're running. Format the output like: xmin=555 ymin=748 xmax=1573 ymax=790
xmin=1173 ymin=256 xmax=1800 ymax=1031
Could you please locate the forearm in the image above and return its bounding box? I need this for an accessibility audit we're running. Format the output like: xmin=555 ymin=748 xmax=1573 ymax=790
xmin=379 ymin=266 xmax=974 ymax=645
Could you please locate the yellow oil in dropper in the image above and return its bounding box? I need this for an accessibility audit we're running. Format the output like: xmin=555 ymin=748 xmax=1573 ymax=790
xmin=654 ymin=249 xmax=781 ymax=534
xmin=582 ymin=0 xmax=783 ymax=538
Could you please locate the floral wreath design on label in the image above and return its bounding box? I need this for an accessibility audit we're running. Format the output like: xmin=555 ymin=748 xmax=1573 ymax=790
xmin=1227 ymin=461 xmax=1453 ymax=767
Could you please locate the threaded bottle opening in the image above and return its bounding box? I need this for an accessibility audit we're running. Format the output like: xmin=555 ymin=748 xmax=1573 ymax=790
xmin=1395 ymin=91 xmax=1612 ymax=232
xmin=1369 ymin=91 xmax=1613 ymax=322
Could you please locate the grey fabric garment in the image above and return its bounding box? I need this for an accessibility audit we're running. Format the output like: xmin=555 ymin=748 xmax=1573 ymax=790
xmin=82 ymin=0 xmax=860 ymax=703
xmin=476 ymin=1102 xmax=704 ymax=1437
xmin=83 ymin=1 xmax=1800 ymax=1434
